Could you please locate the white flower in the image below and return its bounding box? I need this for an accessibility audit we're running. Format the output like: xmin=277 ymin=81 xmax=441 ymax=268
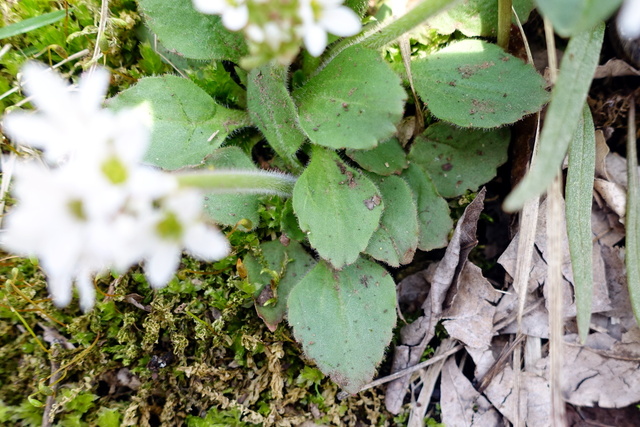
xmin=1 ymin=63 xmax=233 ymax=311
xmin=298 ymin=0 xmax=361 ymax=56
xmin=1 ymin=162 xmax=116 ymax=311
xmin=617 ymin=0 xmax=640 ymax=39
xmin=144 ymin=189 xmax=230 ymax=288
xmin=192 ymin=0 xmax=249 ymax=31
xmin=2 ymin=63 xmax=113 ymax=164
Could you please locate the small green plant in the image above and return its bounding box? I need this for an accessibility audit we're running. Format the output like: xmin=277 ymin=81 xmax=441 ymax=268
xmin=1 ymin=0 xmax=631 ymax=422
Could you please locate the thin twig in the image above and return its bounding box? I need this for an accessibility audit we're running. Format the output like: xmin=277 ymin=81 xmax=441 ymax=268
xmin=356 ymin=344 xmax=463 ymax=393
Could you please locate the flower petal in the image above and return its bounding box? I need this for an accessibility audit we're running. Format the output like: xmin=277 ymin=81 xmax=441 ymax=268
xmin=304 ymin=24 xmax=328 ymax=57
xmin=222 ymin=5 xmax=249 ymax=31
xmin=77 ymin=68 xmax=110 ymax=112
xmin=145 ymin=244 xmax=181 ymax=288
xmin=76 ymin=273 xmax=97 ymax=312
xmin=21 ymin=62 xmax=73 ymax=118
xmin=192 ymin=0 xmax=226 ymax=14
xmin=48 ymin=275 xmax=73 ymax=308
xmin=184 ymin=223 xmax=230 ymax=260
xmin=321 ymin=7 xmax=361 ymax=37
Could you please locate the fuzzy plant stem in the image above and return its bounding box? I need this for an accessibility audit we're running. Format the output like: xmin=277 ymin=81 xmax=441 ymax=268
xmin=361 ymin=0 xmax=459 ymax=49
xmin=176 ymin=169 xmax=297 ymax=197
xmin=497 ymin=0 xmax=512 ymax=49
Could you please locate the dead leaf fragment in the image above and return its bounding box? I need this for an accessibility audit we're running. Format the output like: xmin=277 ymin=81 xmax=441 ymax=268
xmin=440 ymin=358 xmax=501 ymax=426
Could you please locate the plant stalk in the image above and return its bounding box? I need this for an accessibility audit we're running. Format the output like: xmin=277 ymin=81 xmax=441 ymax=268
xmin=497 ymin=0 xmax=512 ymax=49
xmin=176 ymin=169 xmax=297 ymax=197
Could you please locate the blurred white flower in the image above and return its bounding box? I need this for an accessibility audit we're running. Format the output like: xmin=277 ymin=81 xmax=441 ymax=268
xmin=2 ymin=63 xmax=112 ymax=164
xmin=144 ymin=189 xmax=230 ymax=288
xmin=299 ymin=0 xmax=361 ymax=56
xmin=618 ymin=0 xmax=640 ymax=39
xmin=192 ymin=0 xmax=249 ymax=31
xmin=1 ymin=63 xmax=232 ymax=311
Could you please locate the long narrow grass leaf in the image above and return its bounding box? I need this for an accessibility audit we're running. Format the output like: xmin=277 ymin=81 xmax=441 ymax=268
xmin=566 ymin=104 xmax=596 ymax=343
xmin=625 ymin=100 xmax=640 ymax=324
xmin=504 ymin=23 xmax=604 ymax=212
xmin=0 ymin=10 xmax=68 ymax=40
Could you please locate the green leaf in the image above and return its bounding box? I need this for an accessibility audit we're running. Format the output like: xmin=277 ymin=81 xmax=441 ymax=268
xmin=408 ymin=122 xmax=510 ymax=198
xmin=245 ymin=240 xmax=316 ymax=331
xmin=412 ymin=39 xmax=548 ymax=128
xmin=535 ymin=0 xmax=622 ymax=37
xmin=400 ymin=164 xmax=453 ymax=251
xmin=138 ymin=0 xmax=247 ymax=61
xmin=287 ymin=257 xmax=397 ymax=394
xmin=292 ymin=146 xmax=384 ymax=268
xmin=0 ymin=9 xmax=67 ymax=40
xmin=346 ymin=137 xmax=409 ymax=176
xmin=200 ymin=147 xmax=261 ymax=230
xmin=108 ymin=75 xmax=249 ymax=170
xmin=428 ymin=0 xmax=535 ymax=37
xmin=566 ymin=105 xmax=595 ymax=344
xmin=626 ymin=104 xmax=640 ymax=328
xmin=247 ymin=63 xmax=306 ymax=168
xmin=295 ymin=45 xmax=406 ymax=150
xmin=504 ymin=23 xmax=604 ymax=211
xmin=96 ymin=408 xmax=122 ymax=427
xmin=365 ymin=175 xmax=419 ymax=267
xmin=281 ymin=199 xmax=307 ymax=241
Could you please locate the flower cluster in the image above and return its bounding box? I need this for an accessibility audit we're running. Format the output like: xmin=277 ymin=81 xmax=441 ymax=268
xmin=192 ymin=0 xmax=362 ymax=65
xmin=1 ymin=63 xmax=230 ymax=311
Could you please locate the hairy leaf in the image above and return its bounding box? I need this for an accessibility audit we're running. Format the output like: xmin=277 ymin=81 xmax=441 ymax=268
xmin=365 ymin=175 xmax=419 ymax=267
xmin=292 ymin=146 xmax=383 ymax=268
xmin=346 ymin=137 xmax=409 ymax=176
xmin=566 ymin=105 xmax=596 ymax=343
xmin=412 ymin=39 xmax=548 ymax=128
xmin=401 ymin=164 xmax=453 ymax=251
xmin=295 ymin=45 xmax=406 ymax=150
xmin=138 ymin=0 xmax=247 ymax=61
xmin=248 ymin=63 xmax=306 ymax=168
xmin=408 ymin=122 xmax=510 ymax=198
xmin=287 ymin=257 xmax=396 ymax=394
xmin=108 ymin=75 xmax=249 ymax=170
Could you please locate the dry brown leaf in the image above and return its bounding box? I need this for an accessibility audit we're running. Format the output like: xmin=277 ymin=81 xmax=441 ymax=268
xmin=442 ymin=263 xmax=501 ymax=350
xmin=482 ymin=365 xmax=551 ymax=426
xmin=594 ymin=130 xmax=610 ymax=179
xmin=594 ymin=178 xmax=627 ymax=221
xmin=563 ymin=332 xmax=640 ymax=408
xmin=385 ymin=188 xmax=486 ymax=414
xmin=499 ymin=200 xmax=611 ymax=319
xmin=440 ymin=358 xmax=502 ymax=426
xmin=593 ymin=58 xmax=640 ymax=79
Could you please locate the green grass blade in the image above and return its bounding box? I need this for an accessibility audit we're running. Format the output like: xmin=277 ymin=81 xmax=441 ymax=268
xmin=0 ymin=10 xmax=68 ymax=40
xmin=566 ymin=104 xmax=596 ymax=343
xmin=504 ymin=23 xmax=604 ymax=212
xmin=626 ymin=101 xmax=640 ymax=324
